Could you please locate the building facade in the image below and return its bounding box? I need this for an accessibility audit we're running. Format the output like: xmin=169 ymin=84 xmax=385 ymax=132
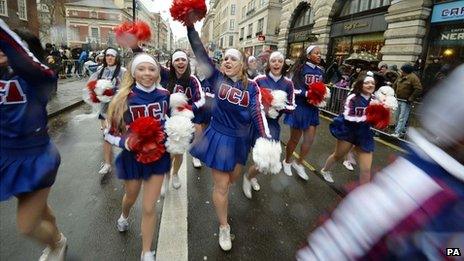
xmin=1 ymin=0 xmax=40 ymax=36
xmin=212 ymin=0 xmax=241 ymax=49
xmin=276 ymin=0 xmax=463 ymax=67
xmin=238 ymin=0 xmax=282 ymax=57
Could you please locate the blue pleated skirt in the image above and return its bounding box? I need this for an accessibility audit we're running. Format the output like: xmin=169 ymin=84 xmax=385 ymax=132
xmin=115 ymin=150 xmax=171 ymax=180
xmin=190 ymin=122 xmax=250 ymax=172
xmin=284 ymin=102 xmax=319 ymax=130
xmin=0 ymin=142 xmax=61 ymax=201
xmin=329 ymin=115 xmax=375 ymax=152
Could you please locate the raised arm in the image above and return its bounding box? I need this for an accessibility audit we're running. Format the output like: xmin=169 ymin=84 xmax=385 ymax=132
xmin=189 ymin=75 xmax=205 ymax=110
xmin=284 ymin=78 xmax=296 ymax=112
xmin=0 ymin=20 xmax=55 ymax=84
xmin=186 ymin=26 xmax=219 ymax=85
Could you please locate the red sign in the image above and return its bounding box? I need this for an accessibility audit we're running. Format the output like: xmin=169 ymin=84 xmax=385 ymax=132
xmin=258 ymin=35 xmax=265 ymax=41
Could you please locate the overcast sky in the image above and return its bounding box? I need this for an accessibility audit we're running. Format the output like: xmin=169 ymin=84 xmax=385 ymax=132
xmin=139 ymin=0 xmax=209 ymax=40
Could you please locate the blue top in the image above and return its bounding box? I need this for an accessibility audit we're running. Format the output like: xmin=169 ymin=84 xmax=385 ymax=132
xmin=159 ymin=68 xmax=205 ymax=111
xmin=341 ymin=93 xmax=373 ymax=122
xmin=187 ymin=26 xmax=270 ymax=138
xmin=0 ymin=20 xmax=57 ymax=149
xmin=123 ymin=84 xmax=170 ymax=126
xmin=254 ymin=74 xmax=296 ymax=118
xmin=293 ymin=62 xmax=324 ymax=106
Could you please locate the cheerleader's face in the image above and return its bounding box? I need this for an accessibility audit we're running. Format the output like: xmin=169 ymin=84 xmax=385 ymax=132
xmin=105 ymin=54 xmax=116 ymax=66
xmin=0 ymin=50 xmax=7 ymax=66
xmin=248 ymin=59 xmax=258 ymax=70
xmin=362 ymin=79 xmax=376 ymax=95
xmin=307 ymin=47 xmax=321 ymax=65
xmin=222 ymin=55 xmax=242 ymax=77
xmin=134 ymin=62 xmax=159 ymax=88
xmin=269 ymin=57 xmax=284 ymax=76
xmin=173 ymin=57 xmax=188 ymax=76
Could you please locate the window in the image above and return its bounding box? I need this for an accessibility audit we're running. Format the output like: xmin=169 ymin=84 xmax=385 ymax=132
xmin=68 ymin=27 xmax=79 ymax=41
xmin=340 ymin=0 xmax=391 ymax=16
xmin=0 ymin=0 xmax=7 ymax=16
xmin=248 ymin=23 xmax=253 ymax=37
xmin=91 ymin=27 xmax=99 ymax=39
xmin=17 ymin=0 xmax=27 ymax=20
xmin=242 ymin=6 xmax=246 ymax=18
xmin=260 ymin=0 xmax=267 ymax=7
xmin=240 ymin=27 xmax=244 ymax=38
xmin=231 ymin=4 xmax=236 ymax=15
xmin=230 ymin=19 xmax=235 ymax=30
xmin=229 ymin=36 xmax=234 ymax=46
xmin=292 ymin=7 xmax=314 ymax=28
xmin=257 ymin=18 xmax=264 ymax=34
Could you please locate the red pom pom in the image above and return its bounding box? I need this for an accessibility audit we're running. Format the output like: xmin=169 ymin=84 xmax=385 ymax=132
xmin=178 ymin=104 xmax=193 ymax=112
xmin=114 ymin=21 xmax=151 ymax=47
xmin=259 ymin=87 xmax=273 ymax=108
xmin=170 ymin=0 xmax=207 ymax=26
xmin=86 ymin=80 xmax=100 ymax=103
xmin=102 ymin=89 xmax=115 ymax=97
xmin=306 ymin=82 xmax=326 ymax=106
xmin=366 ymin=104 xmax=390 ymax=129
xmin=128 ymin=117 xmax=166 ymax=163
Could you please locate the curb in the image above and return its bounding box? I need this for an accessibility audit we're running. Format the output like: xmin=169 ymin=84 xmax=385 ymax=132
xmin=47 ymin=98 xmax=84 ymax=119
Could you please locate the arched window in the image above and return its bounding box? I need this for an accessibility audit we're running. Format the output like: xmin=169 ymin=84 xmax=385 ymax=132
xmin=340 ymin=0 xmax=390 ymax=16
xmin=291 ymin=5 xmax=314 ymax=28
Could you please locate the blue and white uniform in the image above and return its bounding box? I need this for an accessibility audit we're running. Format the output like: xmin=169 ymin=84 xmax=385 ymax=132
xmin=113 ymin=84 xmax=171 ymax=180
xmin=250 ymin=74 xmax=296 ymax=144
xmin=89 ymin=65 xmax=126 ymax=120
xmin=160 ymin=66 xmax=205 ymax=123
xmin=0 ymin=20 xmax=60 ymax=201
xmin=284 ymin=62 xmax=324 ymax=129
xmin=194 ymin=77 xmax=213 ymax=125
xmin=297 ymin=129 xmax=464 ymax=260
xmin=187 ymin=26 xmax=271 ymax=172
xmin=329 ymin=93 xmax=375 ymax=152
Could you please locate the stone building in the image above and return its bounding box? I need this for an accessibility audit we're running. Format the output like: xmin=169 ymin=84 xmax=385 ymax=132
xmin=1 ymin=0 xmax=40 ymax=36
xmin=277 ymin=0 xmax=463 ymax=68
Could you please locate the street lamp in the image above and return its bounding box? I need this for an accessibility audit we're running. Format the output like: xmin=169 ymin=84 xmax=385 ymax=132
xmin=133 ymin=0 xmax=137 ymax=21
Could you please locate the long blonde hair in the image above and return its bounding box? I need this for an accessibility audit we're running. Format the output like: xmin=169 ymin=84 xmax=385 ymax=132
xmin=107 ymin=57 xmax=162 ymax=134
xmin=107 ymin=65 xmax=134 ymax=134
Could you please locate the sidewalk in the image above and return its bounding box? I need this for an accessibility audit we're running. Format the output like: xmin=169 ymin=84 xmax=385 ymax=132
xmin=47 ymin=77 xmax=86 ymax=118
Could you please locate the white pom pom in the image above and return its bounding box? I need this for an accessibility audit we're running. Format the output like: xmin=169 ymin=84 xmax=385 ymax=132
xmin=252 ymin=137 xmax=282 ymax=175
xmin=95 ymin=79 xmax=114 ymax=103
xmin=82 ymin=88 xmax=95 ymax=105
xmin=164 ymin=115 xmax=195 ymax=154
xmin=270 ymin=90 xmax=287 ymax=110
xmin=268 ymin=108 xmax=279 ymax=119
xmin=172 ymin=107 xmax=194 ymax=119
xmin=384 ymin=96 xmax=398 ymax=111
xmin=169 ymin=93 xmax=188 ymax=110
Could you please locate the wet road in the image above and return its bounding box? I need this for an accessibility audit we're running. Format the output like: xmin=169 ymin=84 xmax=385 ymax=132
xmin=0 ymin=104 xmax=404 ymax=260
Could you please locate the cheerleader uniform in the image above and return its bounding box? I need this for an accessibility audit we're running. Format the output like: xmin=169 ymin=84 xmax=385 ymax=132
xmin=0 ymin=21 xmax=60 ymax=200
xmin=187 ymin=26 xmax=270 ymax=172
xmin=159 ymin=66 xmax=205 ymax=123
xmin=113 ymin=84 xmax=171 ymax=180
xmin=329 ymin=93 xmax=375 ymax=152
xmin=250 ymin=74 xmax=296 ymax=144
xmin=89 ymin=65 xmax=126 ymax=120
xmin=284 ymin=62 xmax=324 ymax=130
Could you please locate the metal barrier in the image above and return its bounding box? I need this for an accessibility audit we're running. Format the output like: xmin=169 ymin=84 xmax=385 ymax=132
xmin=319 ymin=84 xmax=422 ymax=135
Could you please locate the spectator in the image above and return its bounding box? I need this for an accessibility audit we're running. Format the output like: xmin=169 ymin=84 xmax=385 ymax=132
xmin=392 ymin=63 xmax=422 ymax=138
xmin=246 ymin=56 xmax=260 ymax=79
xmin=325 ymin=61 xmax=342 ymax=84
xmin=378 ymin=63 xmax=388 ymax=75
xmin=423 ymin=57 xmax=442 ymax=93
xmin=77 ymin=49 xmax=88 ymax=77
xmin=413 ymin=57 xmax=424 ymax=78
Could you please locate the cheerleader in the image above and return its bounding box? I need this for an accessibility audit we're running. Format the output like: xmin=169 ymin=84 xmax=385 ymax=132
xmin=0 ymin=21 xmax=67 ymax=260
xmin=160 ymin=50 xmax=205 ymax=189
xmin=283 ymin=45 xmax=325 ymax=181
xmin=104 ymin=53 xmax=169 ymax=261
xmin=87 ymin=47 xmax=126 ymax=176
xmin=187 ymin=25 xmax=271 ymax=251
xmin=320 ymin=74 xmax=378 ymax=184
xmin=243 ymin=51 xmax=296 ymax=199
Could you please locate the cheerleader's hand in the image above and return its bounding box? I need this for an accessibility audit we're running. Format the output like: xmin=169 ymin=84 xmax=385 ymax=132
xmin=104 ymin=130 xmax=122 ymax=147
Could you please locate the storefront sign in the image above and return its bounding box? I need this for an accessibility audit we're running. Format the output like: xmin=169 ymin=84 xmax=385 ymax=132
xmin=288 ymin=30 xmax=318 ymax=43
xmin=331 ymin=14 xmax=387 ymax=37
xmin=431 ymin=1 xmax=464 ymax=23
xmin=438 ymin=28 xmax=464 ymax=44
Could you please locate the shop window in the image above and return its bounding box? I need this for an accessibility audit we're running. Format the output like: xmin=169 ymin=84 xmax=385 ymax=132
xmin=291 ymin=6 xmax=314 ymax=28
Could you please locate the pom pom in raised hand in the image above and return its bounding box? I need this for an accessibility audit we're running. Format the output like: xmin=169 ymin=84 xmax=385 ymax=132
xmin=114 ymin=21 xmax=151 ymax=48
xmin=306 ymin=82 xmax=330 ymax=107
xmin=365 ymin=103 xmax=391 ymax=129
xmin=127 ymin=117 xmax=165 ymax=164
xmin=170 ymin=0 xmax=207 ymax=26
xmin=252 ymin=138 xmax=282 ymax=175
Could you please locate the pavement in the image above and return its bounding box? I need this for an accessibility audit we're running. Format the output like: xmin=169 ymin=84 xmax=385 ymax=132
xmin=0 ymin=79 xmax=406 ymax=260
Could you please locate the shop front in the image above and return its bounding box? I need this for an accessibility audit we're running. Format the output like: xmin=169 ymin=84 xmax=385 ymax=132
xmin=329 ymin=13 xmax=388 ymax=66
xmin=286 ymin=2 xmax=317 ymax=60
xmin=426 ymin=0 xmax=464 ymax=67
